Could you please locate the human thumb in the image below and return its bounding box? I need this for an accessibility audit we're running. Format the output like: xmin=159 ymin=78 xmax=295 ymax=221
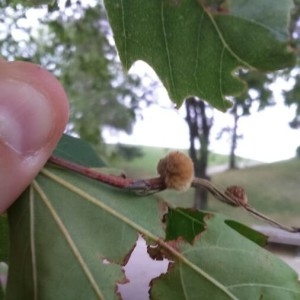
xmin=0 ymin=61 xmax=69 ymax=213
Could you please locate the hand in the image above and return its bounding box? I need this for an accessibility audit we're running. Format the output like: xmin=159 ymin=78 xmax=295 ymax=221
xmin=0 ymin=61 xmax=69 ymax=213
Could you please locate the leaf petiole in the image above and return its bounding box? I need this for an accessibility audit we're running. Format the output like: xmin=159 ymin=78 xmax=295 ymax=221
xmin=48 ymin=155 xmax=166 ymax=193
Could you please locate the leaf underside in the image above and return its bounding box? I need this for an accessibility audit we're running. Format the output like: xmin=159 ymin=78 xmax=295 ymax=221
xmin=152 ymin=208 xmax=300 ymax=300
xmin=5 ymin=136 xmax=300 ymax=299
xmin=104 ymin=0 xmax=296 ymax=110
xmin=6 ymin=169 xmax=300 ymax=300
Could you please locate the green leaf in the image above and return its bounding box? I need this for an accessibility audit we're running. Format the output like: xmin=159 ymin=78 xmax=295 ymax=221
xmin=104 ymin=0 xmax=296 ymax=110
xmin=151 ymin=208 xmax=300 ymax=300
xmin=0 ymin=216 xmax=8 ymax=263
xmin=8 ymin=0 xmax=56 ymax=6
xmin=52 ymin=134 xmax=106 ymax=167
xmin=6 ymin=165 xmax=165 ymax=300
xmin=228 ymin=0 xmax=293 ymax=41
xmin=225 ymin=219 xmax=267 ymax=246
xmin=7 ymin=174 xmax=300 ymax=300
xmin=165 ymin=208 xmax=268 ymax=246
xmin=165 ymin=208 xmax=206 ymax=243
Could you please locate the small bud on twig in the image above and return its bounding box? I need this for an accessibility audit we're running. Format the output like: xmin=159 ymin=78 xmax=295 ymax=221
xmin=225 ymin=185 xmax=248 ymax=207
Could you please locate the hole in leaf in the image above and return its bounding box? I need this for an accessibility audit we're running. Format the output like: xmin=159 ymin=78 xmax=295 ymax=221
xmin=102 ymin=258 xmax=111 ymax=265
xmin=118 ymin=236 xmax=169 ymax=300
xmin=0 ymin=262 xmax=8 ymax=293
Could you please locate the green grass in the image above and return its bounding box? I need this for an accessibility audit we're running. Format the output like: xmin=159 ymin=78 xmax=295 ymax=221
xmin=108 ymin=144 xmax=254 ymax=177
xmin=107 ymin=145 xmax=170 ymax=176
xmin=209 ymin=159 xmax=300 ymax=227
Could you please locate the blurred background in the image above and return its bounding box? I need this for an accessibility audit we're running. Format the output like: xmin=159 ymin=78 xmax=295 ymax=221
xmin=1 ymin=0 xmax=300 ymax=291
xmin=2 ymin=0 xmax=299 ymax=213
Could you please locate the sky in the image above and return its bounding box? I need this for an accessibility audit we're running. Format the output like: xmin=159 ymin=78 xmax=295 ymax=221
xmin=104 ymin=61 xmax=300 ymax=163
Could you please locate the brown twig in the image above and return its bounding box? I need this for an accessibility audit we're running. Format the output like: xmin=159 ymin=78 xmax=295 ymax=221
xmin=48 ymin=155 xmax=166 ymax=192
xmin=48 ymin=155 xmax=300 ymax=233
xmin=242 ymin=206 xmax=300 ymax=233
xmin=192 ymin=178 xmax=239 ymax=206
xmin=192 ymin=178 xmax=300 ymax=233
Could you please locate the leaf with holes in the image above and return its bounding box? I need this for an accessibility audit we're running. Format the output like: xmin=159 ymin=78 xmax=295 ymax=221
xmin=151 ymin=208 xmax=300 ymax=300
xmin=104 ymin=0 xmax=296 ymax=110
xmin=6 ymin=175 xmax=300 ymax=300
xmin=5 ymin=137 xmax=300 ymax=299
xmin=5 ymin=135 xmax=164 ymax=299
xmin=6 ymin=165 xmax=165 ymax=300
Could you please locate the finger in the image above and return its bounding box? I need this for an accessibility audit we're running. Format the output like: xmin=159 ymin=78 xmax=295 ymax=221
xmin=0 ymin=61 xmax=69 ymax=213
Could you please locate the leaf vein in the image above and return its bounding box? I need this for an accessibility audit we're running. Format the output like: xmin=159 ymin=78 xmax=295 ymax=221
xmin=161 ymin=2 xmax=177 ymax=100
xmin=120 ymin=0 xmax=128 ymax=69
xmin=183 ymin=245 xmax=256 ymax=256
xmin=30 ymin=185 xmax=38 ymax=300
xmin=227 ymin=282 xmax=300 ymax=294
xmin=206 ymin=12 xmax=253 ymax=69
xmin=179 ymin=261 xmax=189 ymax=300
xmin=219 ymin=46 xmax=225 ymax=101
xmin=194 ymin=10 xmax=205 ymax=96
xmin=41 ymin=168 xmax=238 ymax=300
xmin=32 ymin=180 xmax=105 ymax=300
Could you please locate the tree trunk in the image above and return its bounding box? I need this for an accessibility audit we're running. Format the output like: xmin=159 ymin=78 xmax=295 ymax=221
xmin=185 ymin=97 xmax=212 ymax=210
xmin=229 ymin=105 xmax=239 ymax=169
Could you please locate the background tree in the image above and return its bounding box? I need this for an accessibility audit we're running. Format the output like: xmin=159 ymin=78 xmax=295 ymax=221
xmin=282 ymin=1 xmax=300 ymax=129
xmin=185 ymin=97 xmax=213 ymax=209
xmin=285 ymin=73 xmax=300 ymax=129
xmin=283 ymin=0 xmax=300 ymax=131
xmin=185 ymin=71 xmax=273 ymax=209
xmin=219 ymin=70 xmax=274 ymax=169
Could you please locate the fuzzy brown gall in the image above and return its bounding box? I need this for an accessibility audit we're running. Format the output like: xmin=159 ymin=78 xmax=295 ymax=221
xmin=157 ymin=151 xmax=194 ymax=191
xmin=225 ymin=185 xmax=248 ymax=206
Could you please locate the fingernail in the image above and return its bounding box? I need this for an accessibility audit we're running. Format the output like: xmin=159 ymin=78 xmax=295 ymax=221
xmin=0 ymin=78 xmax=55 ymax=155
